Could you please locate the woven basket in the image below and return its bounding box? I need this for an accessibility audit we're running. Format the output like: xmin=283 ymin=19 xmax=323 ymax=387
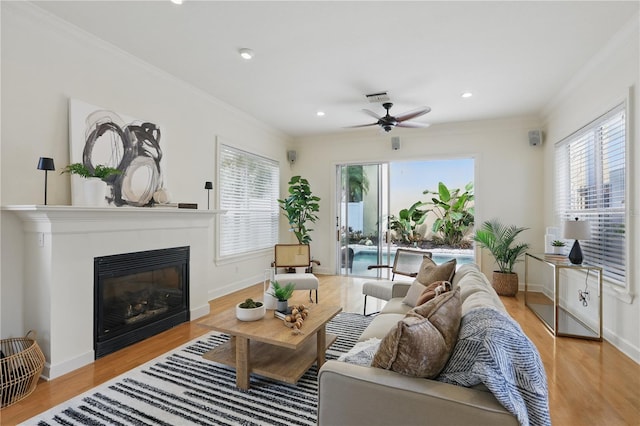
xmin=0 ymin=330 xmax=45 ymax=408
xmin=492 ymin=271 xmax=519 ymax=297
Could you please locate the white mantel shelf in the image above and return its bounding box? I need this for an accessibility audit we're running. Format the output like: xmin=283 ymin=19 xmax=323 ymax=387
xmin=2 ymin=205 xmax=224 ymax=380
xmin=3 ymin=205 xmax=225 ymax=233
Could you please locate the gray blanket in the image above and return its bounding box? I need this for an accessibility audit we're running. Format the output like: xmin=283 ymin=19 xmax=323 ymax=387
xmin=437 ymin=307 xmax=551 ymax=426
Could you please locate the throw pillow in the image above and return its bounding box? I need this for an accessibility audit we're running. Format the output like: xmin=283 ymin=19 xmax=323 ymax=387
xmin=372 ymin=287 xmax=462 ymax=378
xmin=401 ymin=280 xmax=427 ymax=307
xmin=415 ymin=280 xmax=452 ymax=307
xmin=415 ymin=257 xmax=456 ymax=286
xmin=337 ymin=338 xmax=381 ymax=367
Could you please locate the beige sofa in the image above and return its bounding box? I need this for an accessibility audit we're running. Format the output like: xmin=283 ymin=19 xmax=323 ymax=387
xmin=317 ymin=264 xmax=520 ymax=426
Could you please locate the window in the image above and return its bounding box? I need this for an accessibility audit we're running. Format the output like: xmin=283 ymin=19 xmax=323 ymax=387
xmin=218 ymin=144 xmax=279 ymax=258
xmin=555 ymin=104 xmax=626 ymax=285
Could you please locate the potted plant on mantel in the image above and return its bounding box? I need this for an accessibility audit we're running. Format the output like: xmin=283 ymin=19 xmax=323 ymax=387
xmin=269 ymin=281 xmax=296 ymax=313
xmin=473 ymin=219 xmax=530 ymax=296
xmin=62 ymin=163 xmax=121 ymax=206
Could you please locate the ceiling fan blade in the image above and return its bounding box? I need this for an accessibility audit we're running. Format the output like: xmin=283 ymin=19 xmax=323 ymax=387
xmin=396 ymin=122 xmax=431 ymax=128
xmin=395 ymin=107 xmax=431 ymax=122
xmin=362 ymin=109 xmax=382 ymax=120
xmin=345 ymin=122 xmax=379 ymax=128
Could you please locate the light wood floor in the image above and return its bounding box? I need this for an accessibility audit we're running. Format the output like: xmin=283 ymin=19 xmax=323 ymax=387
xmin=2 ymin=275 xmax=639 ymax=425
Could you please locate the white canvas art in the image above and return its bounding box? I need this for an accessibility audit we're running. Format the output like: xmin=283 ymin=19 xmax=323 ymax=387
xmin=69 ymin=99 xmax=166 ymax=207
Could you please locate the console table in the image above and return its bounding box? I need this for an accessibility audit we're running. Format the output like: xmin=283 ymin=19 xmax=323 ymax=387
xmin=524 ymin=253 xmax=602 ymax=341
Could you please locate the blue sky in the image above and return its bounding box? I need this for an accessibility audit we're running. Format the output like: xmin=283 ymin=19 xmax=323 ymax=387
xmin=390 ymin=158 xmax=474 ymax=214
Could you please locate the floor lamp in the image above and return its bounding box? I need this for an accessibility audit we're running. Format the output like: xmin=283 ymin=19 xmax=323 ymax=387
xmin=204 ymin=181 xmax=213 ymax=209
xmin=37 ymin=157 xmax=55 ymax=205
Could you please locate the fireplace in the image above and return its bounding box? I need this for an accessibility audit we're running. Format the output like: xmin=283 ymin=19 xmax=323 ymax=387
xmin=94 ymin=246 xmax=190 ymax=358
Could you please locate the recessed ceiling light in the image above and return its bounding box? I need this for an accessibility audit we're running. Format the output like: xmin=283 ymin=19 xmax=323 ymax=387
xmin=170 ymin=0 xmax=183 ymax=5
xmin=461 ymin=92 xmax=473 ymax=98
xmin=238 ymin=48 xmax=254 ymax=60
xmin=316 ymin=111 xmax=325 ymax=117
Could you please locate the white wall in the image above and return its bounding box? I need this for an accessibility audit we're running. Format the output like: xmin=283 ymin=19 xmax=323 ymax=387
xmin=541 ymin=15 xmax=640 ymax=362
xmin=291 ymin=115 xmax=544 ymax=277
xmin=1 ymin=3 xmax=290 ymax=339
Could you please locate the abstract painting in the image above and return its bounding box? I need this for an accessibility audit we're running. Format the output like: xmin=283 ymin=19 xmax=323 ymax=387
xmin=69 ymin=99 xmax=165 ymax=207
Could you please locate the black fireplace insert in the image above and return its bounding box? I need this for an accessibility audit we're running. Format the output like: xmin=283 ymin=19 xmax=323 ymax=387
xmin=94 ymin=246 xmax=190 ymax=358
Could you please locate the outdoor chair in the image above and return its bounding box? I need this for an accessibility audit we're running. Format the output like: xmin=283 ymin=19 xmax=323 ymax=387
xmin=362 ymin=248 xmax=432 ymax=315
xmin=272 ymin=244 xmax=319 ymax=303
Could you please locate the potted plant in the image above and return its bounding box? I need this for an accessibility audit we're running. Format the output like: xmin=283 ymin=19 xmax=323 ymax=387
xmin=235 ymin=298 xmax=265 ymax=321
xmin=269 ymin=281 xmax=296 ymax=313
xmin=61 ymin=163 xmax=121 ymax=206
xmin=551 ymin=240 xmax=566 ymax=254
xmin=473 ymin=219 xmax=530 ymax=296
xmin=278 ymin=176 xmax=320 ymax=245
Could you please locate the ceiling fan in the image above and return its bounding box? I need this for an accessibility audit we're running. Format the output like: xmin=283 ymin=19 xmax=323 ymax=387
xmin=349 ymin=102 xmax=431 ymax=132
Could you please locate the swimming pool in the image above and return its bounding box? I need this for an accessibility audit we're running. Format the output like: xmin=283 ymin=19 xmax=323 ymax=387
xmin=347 ymin=248 xmax=474 ymax=278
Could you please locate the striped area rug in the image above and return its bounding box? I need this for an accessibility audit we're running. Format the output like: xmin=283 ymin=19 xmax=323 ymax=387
xmin=24 ymin=312 xmax=371 ymax=426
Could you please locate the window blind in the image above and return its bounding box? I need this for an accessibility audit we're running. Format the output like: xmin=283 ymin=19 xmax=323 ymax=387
xmin=218 ymin=144 xmax=279 ymax=257
xmin=555 ymin=104 xmax=626 ymax=285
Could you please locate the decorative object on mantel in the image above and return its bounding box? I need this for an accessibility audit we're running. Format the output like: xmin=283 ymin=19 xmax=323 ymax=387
xmin=563 ymin=217 xmax=591 ymax=265
xmin=61 ymin=163 xmax=121 ymax=207
xmin=36 ymin=157 xmax=55 ymax=205
xmin=69 ymin=99 xmax=166 ymax=207
xmin=152 ymin=188 xmax=172 ymax=204
xmin=204 ymin=181 xmax=213 ymax=209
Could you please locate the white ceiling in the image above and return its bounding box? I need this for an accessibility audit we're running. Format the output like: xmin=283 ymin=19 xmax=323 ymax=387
xmin=32 ymin=1 xmax=638 ymax=137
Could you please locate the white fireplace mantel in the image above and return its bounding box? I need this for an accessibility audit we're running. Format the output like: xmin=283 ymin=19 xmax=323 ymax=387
xmin=3 ymin=205 xmax=224 ymax=379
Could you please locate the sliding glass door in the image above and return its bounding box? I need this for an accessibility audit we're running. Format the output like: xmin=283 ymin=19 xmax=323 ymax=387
xmin=336 ymin=163 xmax=390 ymax=278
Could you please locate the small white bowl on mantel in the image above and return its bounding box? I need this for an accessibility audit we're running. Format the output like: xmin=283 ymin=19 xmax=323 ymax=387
xmin=235 ymin=301 xmax=266 ymax=321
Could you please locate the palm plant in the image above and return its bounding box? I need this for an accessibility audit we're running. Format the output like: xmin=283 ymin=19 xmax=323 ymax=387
xmin=473 ymin=219 xmax=530 ymax=274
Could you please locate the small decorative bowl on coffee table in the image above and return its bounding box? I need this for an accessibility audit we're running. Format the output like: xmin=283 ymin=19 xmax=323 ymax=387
xmin=235 ymin=302 xmax=266 ymax=321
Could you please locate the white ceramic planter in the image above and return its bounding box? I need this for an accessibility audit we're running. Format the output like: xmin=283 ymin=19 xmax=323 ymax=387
xmin=235 ymin=302 xmax=266 ymax=321
xmin=83 ymin=178 xmax=108 ymax=207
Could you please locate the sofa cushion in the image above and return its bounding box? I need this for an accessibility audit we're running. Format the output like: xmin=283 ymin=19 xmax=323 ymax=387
xmin=358 ymin=313 xmax=407 ymax=341
xmin=371 ymin=288 xmax=461 ymax=378
xmin=416 ymin=257 xmax=457 ymax=286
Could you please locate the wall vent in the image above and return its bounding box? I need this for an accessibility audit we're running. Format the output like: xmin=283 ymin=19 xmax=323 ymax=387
xmin=365 ymin=92 xmax=390 ymax=103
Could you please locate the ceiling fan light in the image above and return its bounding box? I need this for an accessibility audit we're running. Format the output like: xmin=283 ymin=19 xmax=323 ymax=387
xmin=461 ymin=92 xmax=473 ymax=98
xmin=316 ymin=111 xmax=325 ymax=117
xmin=239 ymin=48 xmax=254 ymax=60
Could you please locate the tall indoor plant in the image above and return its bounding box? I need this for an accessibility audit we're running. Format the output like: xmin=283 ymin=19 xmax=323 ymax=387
xmin=278 ymin=175 xmax=320 ymax=245
xmin=473 ymin=219 xmax=530 ymax=296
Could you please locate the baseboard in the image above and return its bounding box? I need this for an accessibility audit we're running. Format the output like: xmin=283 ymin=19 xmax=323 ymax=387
xmin=43 ymin=350 xmax=95 ymax=380
xmin=603 ymin=328 xmax=640 ymax=364
xmin=190 ymin=303 xmax=210 ymax=320
xmin=208 ymin=274 xmax=264 ymax=301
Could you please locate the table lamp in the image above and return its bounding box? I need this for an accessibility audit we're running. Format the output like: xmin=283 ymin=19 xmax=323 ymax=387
xmin=563 ymin=218 xmax=591 ymax=264
xmin=37 ymin=157 xmax=55 ymax=205
xmin=204 ymin=181 xmax=213 ymax=209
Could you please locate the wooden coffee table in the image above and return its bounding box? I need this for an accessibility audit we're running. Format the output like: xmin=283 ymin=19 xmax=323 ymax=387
xmin=197 ymin=304 xmax=342 ymax=390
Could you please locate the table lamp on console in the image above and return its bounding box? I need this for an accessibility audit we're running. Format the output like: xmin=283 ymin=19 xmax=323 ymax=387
xmin=563 ymin=218 xmax=591 ymax=265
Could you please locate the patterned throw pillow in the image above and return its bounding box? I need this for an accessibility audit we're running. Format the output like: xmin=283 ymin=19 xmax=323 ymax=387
xmin=372 ymin=288 xmax=462 ymax=378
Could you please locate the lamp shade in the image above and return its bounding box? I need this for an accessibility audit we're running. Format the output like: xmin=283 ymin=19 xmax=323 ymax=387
xmin=563 ymin=218 xmax=591 ymax=241
xmin=204 ymin=181 xmax=213 ymax=190
xmin=37 ymin=157 xmax=55 ymax=171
